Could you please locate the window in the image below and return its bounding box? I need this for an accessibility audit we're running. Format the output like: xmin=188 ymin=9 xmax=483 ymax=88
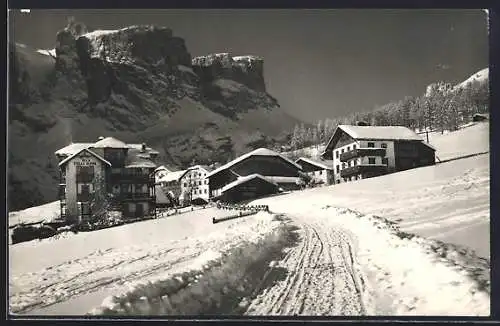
xmin=336 ymin=165 xmax=340 ymax=173
xmin=76 ymin=166 xmax=95 ymax=182
xmin=199 ymin=181 xmax=202 ymax=185
xmin=337 ymin=180 xmax=341 ymax=184
xmin=81 ymin=202 xmax=90 ymax=215
xmin=335 ymin=151 xmax=339 ymax=159
xmin=353 ymin=160 xmax=357 ymax=166
xmin=347 ymin=146 xmax=350 ymax=151
xmin=319 ymin=170 xmax=322 ymax=175
xmin=382 ymin=158 xmax=389 ymax=165
xmin=204 ymin=189 xmax=207 ymax=194
xmin=381 ymin=143 xmax=387 ymax=149
xmin=353 ymin=144 xmax=357 ymax=150
xmin=183 ymin=183 xmax=187 ymax=187
xmin=341 ymin=148 xmax=345 ymax=153
xmin=129 ymin=203 xmax=136 ymax=212
xmin=368 ymin=142 xmax=375 ymax=148
xmin=368 ymin=158 xmax=376 ymax=164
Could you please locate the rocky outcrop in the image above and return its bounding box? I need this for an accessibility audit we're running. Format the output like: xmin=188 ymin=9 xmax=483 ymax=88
xmin=192 ymin=53 xmax=266 ymax=92
xmin=8 ymin=20 xmax=300 ymax=211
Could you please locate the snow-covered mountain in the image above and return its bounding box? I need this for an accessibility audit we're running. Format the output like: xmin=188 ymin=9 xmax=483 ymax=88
xmin=8 ymin=21 xmax=300 ymax=210
xmin=455 ymin=67 xmax=489 ymax=90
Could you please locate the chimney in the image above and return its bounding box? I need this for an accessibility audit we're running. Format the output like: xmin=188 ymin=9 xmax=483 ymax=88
xmin=98 ymin=136 xmax=105 ymax=141
xmin=141 ymin=143 xmax=147 ymax=152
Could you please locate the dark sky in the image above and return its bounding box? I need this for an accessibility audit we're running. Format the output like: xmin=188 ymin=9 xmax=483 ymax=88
xmin=10 ymin=9 xmax=488 ymax=123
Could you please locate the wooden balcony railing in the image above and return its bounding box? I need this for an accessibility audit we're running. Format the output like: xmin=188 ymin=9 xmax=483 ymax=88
xmin=340 ymin=148 xmax=386 ymax=162
xmin=340 ymin=164 xmax=388 ymax=178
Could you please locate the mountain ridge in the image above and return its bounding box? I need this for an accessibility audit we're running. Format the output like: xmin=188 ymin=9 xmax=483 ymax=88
xmin=8 ymin=22 xmax=300 ymax=210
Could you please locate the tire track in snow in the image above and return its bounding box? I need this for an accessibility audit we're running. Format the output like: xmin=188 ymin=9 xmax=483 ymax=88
xmin=246 ymin=217 xmax=366 ymax=316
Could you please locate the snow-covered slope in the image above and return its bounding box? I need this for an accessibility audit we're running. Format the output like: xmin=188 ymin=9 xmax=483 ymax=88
xmin=455 ymin=68 xmax=489 ymax=90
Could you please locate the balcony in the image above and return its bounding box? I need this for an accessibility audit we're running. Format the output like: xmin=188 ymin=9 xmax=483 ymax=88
xmin=120 ymin=192 xmax=154 ymax=201
xmin=340 ymin=147 xmax=386 ymax=162
xmin=109 ymin=173 xmax=151 ymax=184
xmin=340 ymin=164 xmax=388 ymax=178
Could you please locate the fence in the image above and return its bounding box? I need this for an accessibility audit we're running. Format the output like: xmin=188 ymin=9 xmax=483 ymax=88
xmin=215 ymin=203 xmax=270 ymax=212
xmin=211 ymin=203 xmax=270 ymax=224
xmin=212 ymin=210 xmax=261 ymax=224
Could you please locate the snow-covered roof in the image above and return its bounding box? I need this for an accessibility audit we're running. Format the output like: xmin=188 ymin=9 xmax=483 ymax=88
xmin=220 ymin=174 xmax=278 ymax=194
xmin=338 ymin=125 xmax=423 ymax=141
xmin=265 ymin=176 xmax=301 ymax=184
xmin=322 ymin=125 xmax=425 ymax=159
xmin=55 ymin=143 xmax=94 ymax=156
xmin=127 ymin=143 xmax=160 ymax=154
xmin=92 ymin=137 xmax=129 ymax=149
xmin=206 ymin=148 xmax=302 ymax=178
xmin=158 ymin=170 xmax=188 ymax=183
xmin=295 ymin=157 xmax=333 ymax=170
xmin=186 ymin=165 xmax=213 ymax=173
xmin=155 ymin=165 xmax=172 ymax=173
xmin=58 ymin=148 xmax=111 ymax=167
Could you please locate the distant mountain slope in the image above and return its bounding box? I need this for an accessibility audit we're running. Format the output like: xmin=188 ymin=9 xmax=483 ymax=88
xmin=8 ymin=22 xmax=301 ymax=210
xmin=455 ymin=67 xmax=488 ymax=90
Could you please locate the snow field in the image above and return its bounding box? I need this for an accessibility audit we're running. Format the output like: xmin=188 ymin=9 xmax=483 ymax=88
xmin=315 ymin=207 xmax=489 ymax=315
xmin=89 ymin=213 xmax=294 ymax=315
xmin=10 ymin=211 xmax=287 ymax=315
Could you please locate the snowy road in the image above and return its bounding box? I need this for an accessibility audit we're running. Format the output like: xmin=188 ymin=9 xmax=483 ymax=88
xmin=247 ymin=218 xmax=368 ymax=315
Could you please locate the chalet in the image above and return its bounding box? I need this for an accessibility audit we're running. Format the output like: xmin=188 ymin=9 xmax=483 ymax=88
xmin=154 ymin=165 xmax=172 ymax=180
xmin=216 ymin=174 xmax=280 ymax=203
xmin=55 ymin=137 xmax=159 ymax=223
xmin=156 ymin=170 xmax=188 ymax=207
xmin=179 ymin=165 xmax=212 ymax=205
xmin=206 ymin=148 xmax=303 ymax=202
xmin=295 ymin=157 xmax=334 ymax=185
xmin=321 ymin=125 xmax=436 ymax=184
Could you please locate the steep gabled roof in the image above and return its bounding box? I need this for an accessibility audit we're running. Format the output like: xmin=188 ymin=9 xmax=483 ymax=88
xmin=58 ymin=148 xmax=111 ymax=167
xmin=55 ymin=143 xmax=94 ymax=156
xmin=158 ymin=170 xmax=189 ymax=183
xmin=206 ymin=148 xmax=302 ymax=178
xmin=295 ymin=157 xmax=333 ymax=170
xmin=155 ymin=165 xmax=172 ymax=173
xmin=322 ymin=125 xmax=424 ymax=158
xmin=339 ymin=125 xmax=423 ymax=141
xmin=220 ymin=174 xmax=278 ymax=193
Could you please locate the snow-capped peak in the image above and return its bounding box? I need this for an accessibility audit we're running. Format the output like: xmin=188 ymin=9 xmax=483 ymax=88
xmin=232 ymin=55 xmax=263 ymax=62
xmin=36 ymin=49 xmax=56 ymax=57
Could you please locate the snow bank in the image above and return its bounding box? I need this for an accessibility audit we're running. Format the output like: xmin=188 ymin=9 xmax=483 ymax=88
xmin=9 ymin=201 xmax=60 ymax=227
xmin=89 ymin=216 xmax=293 ymax=315
xmin=319 ymin=207 xmax=490 ymax=315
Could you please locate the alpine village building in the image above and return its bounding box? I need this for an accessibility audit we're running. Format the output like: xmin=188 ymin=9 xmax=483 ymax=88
xmin=55 ymin=137 xmax=159 ymax=223
xmin=295 ymin=157 xmax=334 ymax=185
xmin=206 ymin=148 xmax=304 ymax=203
xmin=321 ymin=124 xmax=436 ymax=184
xmin=179 ymin=165 xmax=212 ymax=205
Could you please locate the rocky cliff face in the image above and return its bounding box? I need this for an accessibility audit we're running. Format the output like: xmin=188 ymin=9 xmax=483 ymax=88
xmin=8 ymin=21 xmax=299 ymax=210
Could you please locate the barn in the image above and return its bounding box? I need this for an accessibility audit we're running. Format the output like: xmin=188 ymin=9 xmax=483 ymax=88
xmin=206 ymin=148 xmax=303 ymax=202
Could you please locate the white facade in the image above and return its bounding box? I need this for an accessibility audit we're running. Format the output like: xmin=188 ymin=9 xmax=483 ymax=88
xmin=331 ymin=139 xmax=395 ymax=184
xmin=180 ymin=166 xmax=210 ymax=203
xmin=62 ymin=150 xmax=107 ymax=223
